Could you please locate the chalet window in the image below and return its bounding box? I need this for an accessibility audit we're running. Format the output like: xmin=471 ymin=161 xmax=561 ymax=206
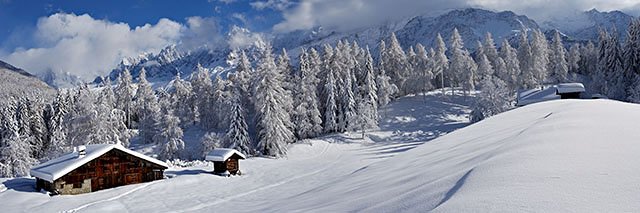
xmin=73 ymin=182 xmax=82 ymax=188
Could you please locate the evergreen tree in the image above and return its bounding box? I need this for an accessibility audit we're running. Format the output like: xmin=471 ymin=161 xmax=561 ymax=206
xmin=212 ymin=76 xmax=231 ymax=130
xmin=253 ymin=46 xmax=295 ymax=157
xmin=476 ymin=53 xmax=493 ymax=84
xmin=0 ymin=133 xmax=38 ymax=177
xmin=624 ymin=19 xmax=640 ymax=102
xmin=224 ymin=92 xmax=253 ymax=155
xmin=45 ymin=91 xmax=70 ymax=158
xmin=293 ymin=49 xmax=323 ymax=139
xmin=449 ymin=28 xmax=477 ymax=95
xmin=356 ymin=48 xmax=379 ymax=136
xmin=549 ymin=30 xmax=569 ymax=83
xmin=432 ymin=34 xmax=449 ymax=95
xmin=518 ymin=29 xmax=536 ymax=89
xmin=201 ymin=132 xmax=222 ymax=158
xmin=580 ymin=41 xmax=598 ymax=77
xmin=114 ymin=69 xmax=135 ymax=128
xmin=160 ymin=109 xmax=184 ymax=160
xmin=171 ymin=74 xmax=195 ymax=127
xmin=191 ymin=64 xmax=214 ymax=129
xmin=483 ymin=32 xmax=500 ymax=67
xmin=568 ymin=44 xmax=581 ymax=75
xmin=384 ymin=33 xmax=409 ymax=95
xmin=135 ymin=69 xmax=161 ymax=144
xmin=415 ymin=43 xmax=434 ymax=93
xmin=531 ymin=29 xmax=550 ymax=88
xmin=470 ymin=58 xmax=511 ymax=123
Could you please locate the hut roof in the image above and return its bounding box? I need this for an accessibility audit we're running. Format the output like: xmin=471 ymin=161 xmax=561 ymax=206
xmin=556 ymin=83 xmax=585 ymax=94
xmin=205 ymin=148 xmax=246 ymax=162
xmin=30 ymin=144 xmax=168 ymax=182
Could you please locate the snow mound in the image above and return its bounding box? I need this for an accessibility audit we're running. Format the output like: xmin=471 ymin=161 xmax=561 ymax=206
xmin=278 ymin=99 xmax=640 ymax=212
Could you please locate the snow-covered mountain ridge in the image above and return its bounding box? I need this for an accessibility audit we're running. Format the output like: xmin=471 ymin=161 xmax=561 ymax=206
xmin=100 ymin=8 xmax=634 ymax=86
xmin=0 ymin=60 xmax=56 ymax=103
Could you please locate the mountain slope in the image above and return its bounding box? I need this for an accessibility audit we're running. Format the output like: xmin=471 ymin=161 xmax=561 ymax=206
xmin=543 ymin=9 xmax=634 ymax=41
xmin=0 ymin=60 xmax=56 ymax=103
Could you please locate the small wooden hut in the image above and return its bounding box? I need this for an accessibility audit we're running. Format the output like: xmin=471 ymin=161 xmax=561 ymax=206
xmin=205 ymin=148 xmax=246 ymax=176
xmin=30 ymin=144 xmax=167 ymax=195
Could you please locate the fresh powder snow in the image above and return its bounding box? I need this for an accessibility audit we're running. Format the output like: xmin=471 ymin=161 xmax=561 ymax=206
xmin=2 ymin=92 xmax=639 ymax=212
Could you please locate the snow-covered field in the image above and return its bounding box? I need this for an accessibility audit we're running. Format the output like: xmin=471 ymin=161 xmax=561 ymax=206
xmin=2 ymin=92 xmax=640 ymax=212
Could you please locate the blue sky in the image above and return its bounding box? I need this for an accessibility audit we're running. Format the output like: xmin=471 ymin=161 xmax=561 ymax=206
xmin=0 ymin=0 xmax=286 ymax=51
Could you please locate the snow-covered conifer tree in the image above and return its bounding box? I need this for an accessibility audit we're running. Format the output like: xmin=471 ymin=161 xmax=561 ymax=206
xmin=253 ymin=46 xmax=295 ymax=157
xmin=0 ymin=134 xmax=38 ymax=177
xmin=549 ymin=30 xmax=569 ymax=83
xmin=449 ymin=28 xmax=477 ymax=95
xmin=201 ymin=132 xmax=222 ymax=158
xmin=385 ymin=33 xmax=409 ymax=95
xmin=293 ymin=49 xmax=323 ymax=139
xmin=171 ymin=74 xmax=195 ymax=127
xmin=356 ymin=48 xmax=379 ymax=134
xmin=191 ymin=64 xmax=214 ymax=129
xmin=160 ymin=110 xmax=184 ymax=160
xmin=530 ymin=29 xmax=550 ymax=88
xmin=483 ymin=32 xmax=500 ymax=67
xmin=224 ymin=92 xmax=253 ymax=155
xmin=432 ymin=34 xmax=449 ymax=94
xmin=415 ymin=43 xmax=434 ymax=93
xmin=115 ymin=69 xmax=135 ymax=128
xmin=476 ymin=53 xmax=494 ymax=85
xmin=568 ymin=44 xmax=581 ymax=75
xmin=624 ymin=19 xmax=640 ymax=102
xmin=518 ymin=29 xmax=536 ymax=89
xmin=135 ymin=69 xmax=161 ymax=144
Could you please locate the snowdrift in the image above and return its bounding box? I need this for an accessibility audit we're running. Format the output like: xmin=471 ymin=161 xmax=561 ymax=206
xmin=284 ymin=99 xmax=640 ymax=212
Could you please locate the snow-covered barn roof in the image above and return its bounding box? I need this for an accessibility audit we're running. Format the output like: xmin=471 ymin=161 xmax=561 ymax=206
xmin=556 ymin=83 xmax=585 ymax=94
xmin=205 ymin=148 xmax=246 ymax=162
xmin=30 ymin=144 xmax=168 ymax=182
xmin=517 ymin=83 xmax=586 ymax=106
xmin=517 ymin=87 xmax=560 ymax=106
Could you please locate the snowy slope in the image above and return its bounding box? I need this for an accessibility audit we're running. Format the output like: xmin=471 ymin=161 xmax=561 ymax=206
xmin=0 ymin=60 xmax=56 ymax=103
xmin=2 ymin=93 xmax=640 ymax=212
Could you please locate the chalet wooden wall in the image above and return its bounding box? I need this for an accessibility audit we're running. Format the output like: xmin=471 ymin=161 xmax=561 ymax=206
xmin=39 ymin=149 xmax=165 ymax=195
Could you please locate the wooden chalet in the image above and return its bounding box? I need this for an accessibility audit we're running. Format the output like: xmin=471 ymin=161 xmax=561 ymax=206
xmin=205 ymin=148 xmax=246 ymax=176
xmin=30 ymin=144 xmax=167 ymax=195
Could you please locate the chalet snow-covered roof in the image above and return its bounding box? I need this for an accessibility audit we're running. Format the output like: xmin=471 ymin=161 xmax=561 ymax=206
xmin=556 ymin=83 xmax=585 ymax=94
xmin=517 ymin=87 xmax=560 ymax=106
xmin=205 ymin=148 xmax=246 ymax=162
xmin=30 ymin=144 xmax=168 ymax=182
xmin=517 ymin=83 xmax=586 ymax=106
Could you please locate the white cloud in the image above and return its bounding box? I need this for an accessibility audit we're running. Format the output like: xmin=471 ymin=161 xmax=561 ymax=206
xmin=227 ymin=26 xmax=265 ymax=50
xmin=0 ymin=13 xmax=224 ymax=81
xmin=179 ymin=16 xmax=225 ymax=50
xmin=2 ymin=13 xmax=182 ymax=81
xmin=273 ymin=0 xmax=640 ymax=33
xmin=251 ymin=0 xmax=294 ymax=11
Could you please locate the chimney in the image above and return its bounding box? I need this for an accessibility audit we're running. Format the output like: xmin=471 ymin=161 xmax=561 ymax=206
xmin=77 ymin=145 xmax=86 ymax=158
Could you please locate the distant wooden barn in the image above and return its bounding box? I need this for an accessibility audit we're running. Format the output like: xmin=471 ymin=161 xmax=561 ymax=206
xmin=30 ymin=144 xmax=167 ymax=195
xmin=205 ymin=148 xmax=246 ymax=176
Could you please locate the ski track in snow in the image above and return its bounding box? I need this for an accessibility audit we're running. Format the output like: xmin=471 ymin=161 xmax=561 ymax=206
xmin=181 ymin=142 xmax=341 ymax=212
xmin=63 ymin=180 xmax=163 ymax=213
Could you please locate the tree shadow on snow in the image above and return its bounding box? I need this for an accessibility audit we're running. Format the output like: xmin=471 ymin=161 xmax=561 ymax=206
xmin=164 ymin=169 xmax=210 ymax=177
xmin=2 ymin=178 xmax=37 ymax=193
